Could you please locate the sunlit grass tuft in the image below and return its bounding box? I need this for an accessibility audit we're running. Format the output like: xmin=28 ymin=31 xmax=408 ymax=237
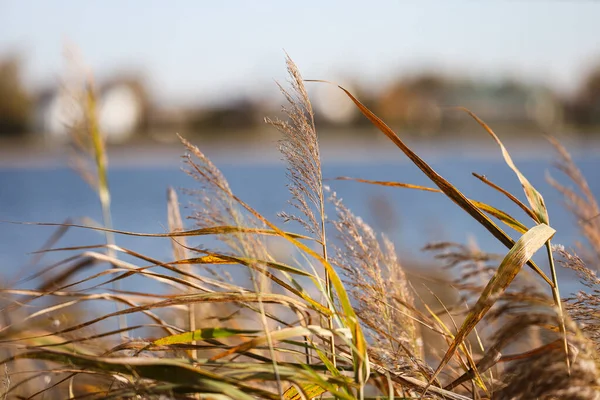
xmin=1 ymin=56 xmax=600 ymax=399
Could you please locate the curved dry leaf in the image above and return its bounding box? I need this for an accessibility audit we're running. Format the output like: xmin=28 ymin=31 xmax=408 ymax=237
xmin=4 ymin=221 xmax=313 ymax=241
xmin=429 ymin=223 xmax=556 ymax=387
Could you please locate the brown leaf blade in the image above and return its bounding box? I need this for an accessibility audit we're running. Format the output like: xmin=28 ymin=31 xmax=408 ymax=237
xmin=318 ymin=82 xmax=554 ymax=287
xmin=333 ymin=177 xmax=529 ymax=234
xmin=459 ymin=108 xmax=549 ymax=225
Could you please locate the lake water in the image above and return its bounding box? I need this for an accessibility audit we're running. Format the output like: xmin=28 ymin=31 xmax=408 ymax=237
xmin=1 ymin=139 xmax=599 ymax=296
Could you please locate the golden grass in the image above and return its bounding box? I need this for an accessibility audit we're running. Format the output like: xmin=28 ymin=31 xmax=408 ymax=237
xmin=1 ymin=56 xmax=599 ymax=399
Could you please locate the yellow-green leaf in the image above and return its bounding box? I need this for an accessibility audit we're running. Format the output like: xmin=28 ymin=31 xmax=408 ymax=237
xmin=209 ymin=325 xmax=329 ymax=361
xmin=283 ymin=383 xmax=326 ymax=400
xmin=154 ymin=328 xmax=259 ymax=346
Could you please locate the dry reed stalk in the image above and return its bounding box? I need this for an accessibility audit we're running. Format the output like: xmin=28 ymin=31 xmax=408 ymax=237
xmin=266 ymin=56 xmax=335 ymax=367
xmin=329 ymin=191 xmax=424 ymax=384
xmin=180 ymin=135 xmax=285 ymax=395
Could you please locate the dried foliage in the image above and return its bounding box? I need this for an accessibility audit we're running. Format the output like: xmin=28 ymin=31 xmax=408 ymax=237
xmin=548 ymin=136 xmax=600 ymax=370
xmin=4 ymin=56 xmax=600 ymax=400
xmin=557 ymin=240 xmax=600 ymax=359
xmin=265 ymin=55 xmax=338 ymax=372
xmin=494 ymin=315 xmax=600 ymax=400
xmin=424 ymin=241 xmax=550 ymax=310
xmin=181 ymin=133 xmax=269 ymax=262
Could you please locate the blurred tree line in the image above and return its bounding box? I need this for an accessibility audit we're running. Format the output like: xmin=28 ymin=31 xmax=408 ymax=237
xmin=2 ymin=54 xmax=600 ymax=140
xmin=0 ymin=56 xmax=30 ymax=135
xmin=567 ymin=67 xmax=600 ymax=126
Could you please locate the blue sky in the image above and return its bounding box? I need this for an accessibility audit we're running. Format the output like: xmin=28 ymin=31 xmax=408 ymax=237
xmin=2 ymin=1 xmax=600 ymax=105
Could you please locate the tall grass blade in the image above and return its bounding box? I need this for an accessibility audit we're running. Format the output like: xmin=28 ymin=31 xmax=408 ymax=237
xmin=318 ymin=81 xmax=553 ymax=287
xmin=209 ymin=325 xmax=331 ymax=361
xmin=459 ymin=108 xmax=547 ymax=224
xmin=5 ymin=221 xmax=312 ymax=241
xmin=167 ymin=187 xmax=189 ymax=262
xmin=153 ymin=327 xmax=258 ymax=346
xmin=283 ymin=383 xmax=326 ymax=400
xmin=68 ymin=72 xmax=125 ymax=338
xmin=472 ymin=173 xmax=538 ymax=222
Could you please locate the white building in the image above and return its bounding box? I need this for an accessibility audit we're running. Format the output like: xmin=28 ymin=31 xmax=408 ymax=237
xmin=34 ymin=81 xmax=145 ymax=144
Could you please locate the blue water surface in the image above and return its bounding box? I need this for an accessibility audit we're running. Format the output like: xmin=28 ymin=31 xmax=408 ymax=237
xmin=1 ymin=151 xmax=599 ymax=296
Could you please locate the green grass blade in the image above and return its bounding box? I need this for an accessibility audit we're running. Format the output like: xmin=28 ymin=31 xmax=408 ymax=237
xmin=283 ymin=383 xmax=327 ymax=400
xmin=209 ymin=325 xmax=331 ymax=361
xmin=472 ymin=172 xmax=539 ymax=222
xmin=470 ymin=200 xmax=528 ymax=234
xmin=6 ymin=349 xmax=276 ymax=400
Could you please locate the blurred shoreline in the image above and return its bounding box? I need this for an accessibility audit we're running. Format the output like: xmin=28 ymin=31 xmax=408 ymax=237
xmin=2 ymin=128 xmax=599 ymax=168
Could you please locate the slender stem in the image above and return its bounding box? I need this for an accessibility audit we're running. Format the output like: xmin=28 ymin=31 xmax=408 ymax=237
xmin=167 ymin=188 xmax=197 ymax=361
xmin=546 ymin=240 xmax=570 ymax=374
xmin=319 ymin=183 xmax=336 ymax=368
xmin=322 ymin=226 xmax=336 ymax=369
xmin=86 ymin=81 xmax=127 ymax=339
xmin=251 ymin=268 xmax=283 ymax=397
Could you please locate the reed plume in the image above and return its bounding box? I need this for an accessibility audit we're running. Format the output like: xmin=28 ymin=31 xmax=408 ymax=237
xmin=494 ymin=314 xmax=600 ymax=400
xmin=265 ymin=55 xmax=337 ymax=367
xmin=330 ymin=191 xmax=423 ymax=375
xmin=548 ymin=136 xmax=600 ymax=264
xmin=266 ymin=56 xmax=324 ymax=240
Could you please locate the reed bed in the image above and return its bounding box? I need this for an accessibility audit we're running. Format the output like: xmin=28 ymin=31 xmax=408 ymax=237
xmin=1 ymin=56 xmax=599 ymax=399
